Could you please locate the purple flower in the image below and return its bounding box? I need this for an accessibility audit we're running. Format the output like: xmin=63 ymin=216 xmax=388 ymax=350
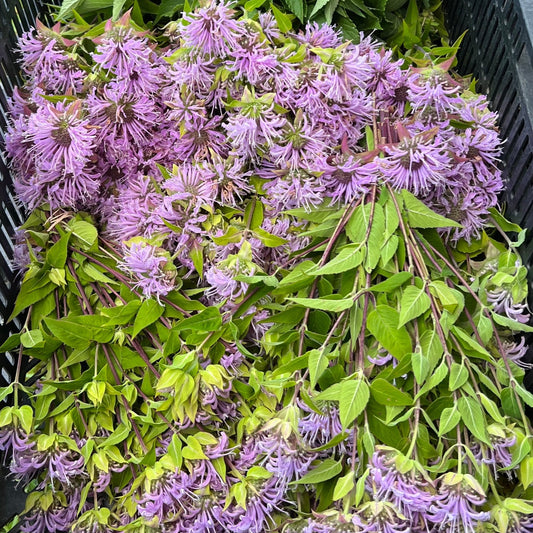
xmin=227 ymin=32 xmax=279 ymax=86
xmin=457 ymin=95 xmax=499 ymax=129
xmin=237 ymin=420 xmax=316 ymax=484
xmin=166 ymin=87 xmax=207 ymax=128
xmin=258 ymin=12 xmax=281 ymax=42
xmin=264 ymin=170 xmax=326 ymax=213
xmin=409 ymin=69 xmax=463 ymax=120
xmin=501 ymin=336 xmax=531 ymax=368
xmin=298 ymin=401 xmax=347 ymax=452
xmin=174 ymin=115 xmax=229 ymax=161
xmin=366 ymin=48 xmax=407 ymax=105
xmin=230 ymin=476 xmax=288 ymax=533
xmin=225 ymin=95 xmax=286 ymax=161
xmin=22 ymin=100 xmax=98 ymax=208
xmin=367 ymin=447 xmax=436 ymax=522
xmin=166 ymin=51 xmax=217 ymax=101
xmin=137 ymin=470 xmax=194 ymax=521
xmin=208 ymin=157 xmax=253 ymax=207
xmin=315 ymin=45 xmax=372 ymax=102
xmin=88 ymin=85 xmax=159 ymax=147
xmin=321 ymin=154 xmax=378 ymax=204
xmin=487 ymin=286 xmax=530 ymax=324
xmin=270 ymin=111 xmax=327 ymax=170
xmin=472 ymin=425 xmax=516 ymax=478
xmin=164 ymin=163 xmax=218 ymax=209
xmin=106 ymin=175 xmax=166 ymax=241
xmin=21 ymin=499 xmax=78 ymax=533
xmin=297 ymin=22 xmax=343 ymax=49
xmin=352 ymin=501 xmax=411 ymax=533
xmin=427 ymin=473 xmax=490 ymax=532
xmin=380 ymin=134 xmax=450 ymax=195
xmin=205 ymin=264 xmax=249 ymax=304
xmin=94 ymin=22 xmax=152 ymax=79
xmin=182 ymin=1 xmax=242 ymax=57
xmin=220 ymin=344 xmax=246 ymax=374
xmin=119 ymin=241 xmax=176 ymax=299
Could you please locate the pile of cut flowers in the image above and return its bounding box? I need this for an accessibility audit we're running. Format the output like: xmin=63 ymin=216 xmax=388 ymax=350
xmin=1 ymin=3 xmax=533 ymax=532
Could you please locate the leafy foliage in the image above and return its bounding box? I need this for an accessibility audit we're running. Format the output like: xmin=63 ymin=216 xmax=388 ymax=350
xmin=54 ymin=0 xmax=448 ymax=54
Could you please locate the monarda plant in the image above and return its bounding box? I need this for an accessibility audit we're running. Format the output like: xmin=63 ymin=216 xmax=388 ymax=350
xmin=1 ymin=4 xmax=533 ymax=533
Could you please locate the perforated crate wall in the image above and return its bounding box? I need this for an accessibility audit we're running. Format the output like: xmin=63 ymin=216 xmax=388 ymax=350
xmin=0 ymin=0 xmax=58 ymax=393
xmin=445 ymin=0 xmax=533 ymax=293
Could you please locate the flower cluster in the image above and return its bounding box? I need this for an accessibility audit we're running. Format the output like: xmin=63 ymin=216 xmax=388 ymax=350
xmin=6 ymin=3 xmax=503 ymax=305
xmin=2 ymin=3 xmax=530 ymax=533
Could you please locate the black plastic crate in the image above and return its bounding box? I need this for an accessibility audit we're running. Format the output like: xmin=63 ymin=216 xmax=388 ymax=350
xmin=0 ymin=0 xmax=533 ymax=529
xmin=0 ymin=0 xmax=58 ymax=527
xmin=445 ymin=0 xmax=533 ymax=284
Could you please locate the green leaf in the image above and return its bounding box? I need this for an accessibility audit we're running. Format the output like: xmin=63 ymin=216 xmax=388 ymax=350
xmin=308 ymin=245 xmax=363 ymax=275
xmin=182 ymin=435 xmax=208 ymax=460
xmin=101 ymin=300 xmax=142 ymax=325
xmin=370 ymin=378 xmax=413 ymax=406
xmin=271 ymin=353 xmax=309 ymax=377
xmin=488 ymin=208 xmax=525 ymax=240
xmin=46 ymin=233 xmax=70 ymax=268
xmin=112 ymin=0 xmax=127 ymax=18
xmin=354 ymin=469 xmax=370 ymax=506
xmin=190 ymin=242 xmax=204 ymax=278
xmin=333 ymin=471 xmax=354 ymax=500
xmin=293 ymin=458 xmax=342 ymax=484
xmin=339 ymin=378 xmax=369 ymax=428
xmin=501 ymin=387 xmax=521 ymax=419
xmin=309 ymin=0 xmax=330 ymax=17
xmin=57 ymin=0 xmax=83 ymax=19
xmin=271 ymin=4 xmax=292 ymax=32
xmin=45 ymin=317 xmax=114 ymax=348
xmin=380 ymin=235 xmax=399 ymax=267
xmin=244 ymin=0 xmax=267 ymax=10
xmin=49 ymin=268 xmax=66 ymax=286
xmin=369 ymin=272 xmax=412 ymax=293
xmin=173 ymin=307 xmax=222 ymax=332
xmin=419 ymin=328 xmax=444 ymax=372
xmin=311 ymin=431 xmax=349 ymax=452
xmin=284 ymin=0 xmax=304 ymax=21
xmin=364 ymin=204 xmax=386 ymax=272
xmin=366 ymin=305 xmax=412 ymax=360
xmin=514 ymin=383 xmax=533 ymax=408
xmin=429 ymin=281 xmax=461 ymax=312
xmin=20 ymin=329 xmax=44 ymax=348
xmin=69 ymin=220 xmax=98 ymax=250
xmin=398 ymin=285 xmax=431 ymax=327
xmin=504 ymin=497 xmax=533 ymax=514
xmin=288 ymin=297 xmax=354 ymax=312
xmin=479 ymin=393 xmax=506 ymax=425
xmin=457 ymin=396 xmax=490 ymax=445
xmin=0 ymin=334 xmax=21 ymax=353
xmin=132 ymin=299 xmax=164 ymax=337
xmin=0 ymin=384 xmax=13 ymax=403
xmin=336 ymin=15 xmax=360 ymax=42
xmin=449 ymin=362 xmax=468 ymax=391
xmin=155 ymin=0 xmax=183 ymax=21
xmin=491 ymin=311 xmax=533 ymax=333
xmin=10 ymin=274 xmax=55 ymax=320
xmin=416 ymin=358 xmax=447 ymax=399
xmin=450 ymin=326 xmax=493 ymax=360
xmin=253 ymin=228 xmax=288 ymax=247
xmin=17 ymin=406 xmax=33 ymax=434
xmin=411 ymin=352 xmax=430 ymax=384
xmin=103 ymin=423 xmax=131 ymax=446
xmin=401 ymin=190 xmax=461 ymax=228
xmin=438 ymin=406 xmax=461 ymax=436
xmin=309 ymin=349 xmax=329 ymax=388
